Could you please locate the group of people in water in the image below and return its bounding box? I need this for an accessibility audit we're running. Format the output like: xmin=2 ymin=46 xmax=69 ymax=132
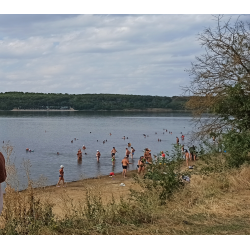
xmin=56 ymin=129 xmax=197 ymax=186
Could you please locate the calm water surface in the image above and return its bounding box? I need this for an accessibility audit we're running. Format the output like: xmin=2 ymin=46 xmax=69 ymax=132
xmin=0 ymin=111 xmax=193 ymax=189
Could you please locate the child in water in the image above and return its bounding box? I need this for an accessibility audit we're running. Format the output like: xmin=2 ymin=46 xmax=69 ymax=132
xmin=111 ymin=155 xmax=115 ymax=166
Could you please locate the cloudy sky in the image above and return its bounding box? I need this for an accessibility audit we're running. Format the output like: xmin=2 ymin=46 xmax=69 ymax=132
xmin=0 ymin=14 xmax=248 ymax=96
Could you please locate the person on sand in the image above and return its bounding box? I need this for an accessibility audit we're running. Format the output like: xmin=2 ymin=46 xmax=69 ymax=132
xmin=111 ymin=147 xmax=117 ymax=158
xmin=185 ymin=150 xmax=189 ymax=167
xmin=56 ymin=165 xmax=65 ymax=187
xmin=125 ymin=148 xmax=130 ymax=158
xmin=0 ymin=152 xmax=7 ymax=215
xmin=96 ymin=150 xmax=101 ymax=162
xmin=131 ymin=147 xmax=135 ymax=159
xmin=121 ymin=156 xmax=129 ymax=178
xmin=137 ymin=156 xmax=145 ymax=175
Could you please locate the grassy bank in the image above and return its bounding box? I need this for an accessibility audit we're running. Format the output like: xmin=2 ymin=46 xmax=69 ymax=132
xmin=1 ymin=152 xmax=250 ymax=235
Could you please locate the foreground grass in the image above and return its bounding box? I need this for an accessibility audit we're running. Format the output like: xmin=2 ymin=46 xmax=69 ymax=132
xmin=1 ymin=161 xmax=250 ymax=235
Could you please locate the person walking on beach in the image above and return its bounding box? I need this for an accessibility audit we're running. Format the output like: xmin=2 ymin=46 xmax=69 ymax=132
xmin=56 ymin=165 xmax=65 ymax=187
xmin=121 ymin=156 xmax=129 ymax=178
xmin=131 ymin=147 xmax=135 ymax=159
xmin=111 ymin=147 xmax=117 ymax=158
xmin=125 ymin=148 xmax=130 ymax=158
xmin=96 ymin=150 xmax=101 ymax=162
xmin=0 ymin=152 xmax=7 ymax=215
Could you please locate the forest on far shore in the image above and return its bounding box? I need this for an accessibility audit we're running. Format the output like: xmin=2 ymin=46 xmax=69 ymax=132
xmin=0 ymin=92 xmax=190 ymax=111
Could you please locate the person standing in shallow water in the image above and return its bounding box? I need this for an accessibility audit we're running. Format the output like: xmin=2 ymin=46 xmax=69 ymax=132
xmin=131 ymin=147 xmax=135 ymax=159
xmin=176 ymin=137 xmax=179 ymax=144
xmin=111 ymin=147 xmax=117 ymax=158
xmin=121 ymin=156 xmax=129 ymax=178
xmin=96 ymin=150 xmax=101 ymax=162
xmin=77 ymin=149 xmax=82 ymax=160
xmin=0 ymin=152 xmax=7 ymax=215
xmin=125 ymin=148 xmax=130 ymax=158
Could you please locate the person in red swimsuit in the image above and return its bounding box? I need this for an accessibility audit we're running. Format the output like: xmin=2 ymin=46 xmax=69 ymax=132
xmin=56 ymin=165 xmax=65 ymax=187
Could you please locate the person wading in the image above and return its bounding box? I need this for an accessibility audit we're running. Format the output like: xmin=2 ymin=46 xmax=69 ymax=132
xmin=96 ymin=150 xmax=101 ymax=162
xmin=131 ymin=147 xmax=135 ymax=159
xmin=0 ymin=152 xmax=7 ymax=215
xmin=111 ymin=147 xmax=117 ymax=158
xmin=121 ymin=156 xmax=129 ymax=178
xmin=137 ymin=156 xmax=145 ymax=175
xmin=125 ymin=148 xmax=130 ymax=158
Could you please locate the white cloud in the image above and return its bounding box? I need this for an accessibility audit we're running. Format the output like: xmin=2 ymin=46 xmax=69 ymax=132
xmin=0 ymin=14 xmax=248 ymax=96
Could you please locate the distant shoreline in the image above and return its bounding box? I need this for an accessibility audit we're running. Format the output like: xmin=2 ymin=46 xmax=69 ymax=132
xmin=8 ymin=108 xmax=191 ymax=112
xmin=10 ymin=109 xmax=77 ymax=112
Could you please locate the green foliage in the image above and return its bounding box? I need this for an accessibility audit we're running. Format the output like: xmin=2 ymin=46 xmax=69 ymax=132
xmin=0 ymin=92 xmax=189 ymax=111
xmin=214 ymin=83 xmax=250 ymax=131
xmin=135 ymin=145 xmax=185 ymax=204
xmin=222 ymin=130 xmax=250 ymax=168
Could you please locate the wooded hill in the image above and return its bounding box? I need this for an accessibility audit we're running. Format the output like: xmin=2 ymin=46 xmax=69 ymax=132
xmin=0 ymin=92 xmax=189 ymax=111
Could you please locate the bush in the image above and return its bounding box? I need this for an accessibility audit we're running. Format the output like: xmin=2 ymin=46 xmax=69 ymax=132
xmin=134 ymin=145 xmax=185 ymax=204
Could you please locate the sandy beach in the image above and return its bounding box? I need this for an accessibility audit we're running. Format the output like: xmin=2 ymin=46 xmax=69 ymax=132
xmin=24 ymin=170 xmax=139 ymax=218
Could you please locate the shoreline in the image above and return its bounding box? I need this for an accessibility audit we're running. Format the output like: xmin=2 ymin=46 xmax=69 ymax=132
xmin=19 ymin=169 xmax=128 ymax=192
xmin=8 ymin=109 xmax=191 ymax=112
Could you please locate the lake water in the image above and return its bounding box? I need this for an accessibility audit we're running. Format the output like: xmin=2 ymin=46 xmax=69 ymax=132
xmin=0 ymin=111 xmax=194 ymax=189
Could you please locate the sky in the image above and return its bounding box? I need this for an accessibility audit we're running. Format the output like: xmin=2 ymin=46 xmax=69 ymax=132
xmin=0 ymin=12 xmax=248 ymax=96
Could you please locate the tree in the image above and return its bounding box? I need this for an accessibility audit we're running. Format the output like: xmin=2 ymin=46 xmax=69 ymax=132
xmin=184 ymin=15 xmax=250 ymax=138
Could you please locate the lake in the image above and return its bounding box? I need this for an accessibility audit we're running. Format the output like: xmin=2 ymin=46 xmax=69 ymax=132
xmin=0 ymin=111 xmax=194 ymax=189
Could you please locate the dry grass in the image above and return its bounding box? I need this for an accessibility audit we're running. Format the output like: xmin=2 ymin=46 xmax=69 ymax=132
xmin=1 ymin=143 xmax=250 ymax=234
